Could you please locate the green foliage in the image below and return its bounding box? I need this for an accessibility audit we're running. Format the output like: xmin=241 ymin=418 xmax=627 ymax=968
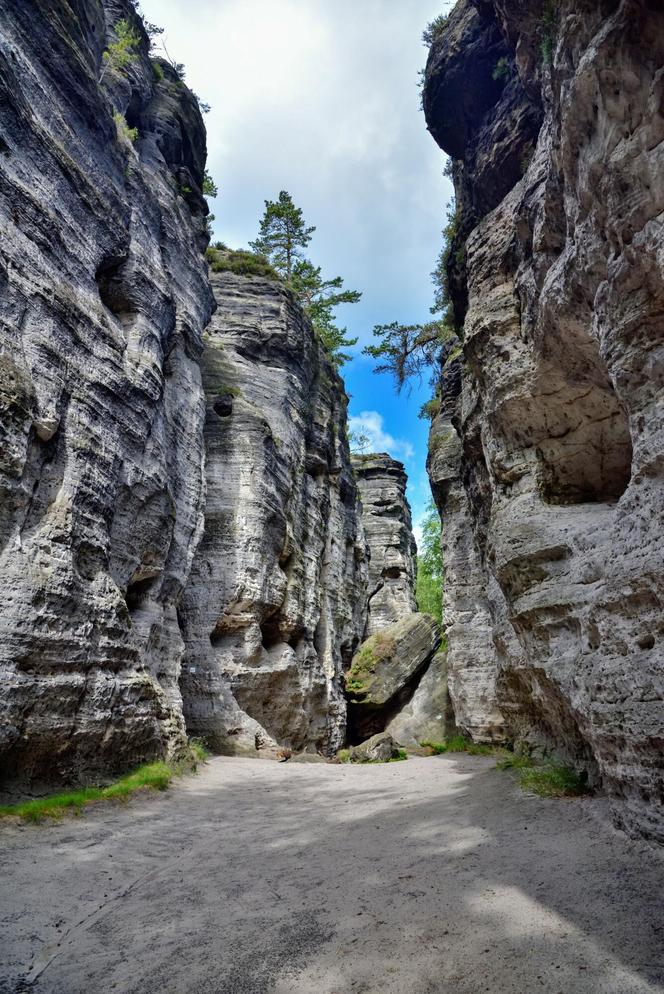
xmin=250 ymin=190 xmax=315 ymax=281
xmin=421 ymin=735 xmax=493 ymax=756
xmin=422 ymin=14 xmax=448 ymax=46
xmin=249 ymin=192 xmax=360 ymax=368
xmin=151 ymin=59 xmax=164 ymax=82
xmin=363 ymin=196 xmax=460 ymax=391
xmin=420 ymin=740 xmax=447 ymax=755
xmin=336 ymin=748 xmax=352 ymax=763
xmin=189 ymin=738 xmax=210 ymax=764
xmin=290 ymin=258 xmax=360 ymax=369
xmin=492 ymin=56 xmax=511 ymax=81
xmin=101 ymin=18 xmax=141 ymax=81
xmin=539 ymin=1 xmax=558 ymax=65
xmin=113 ymin=111 xmax=138 ymax=144
xmin=390 ymin=749 xmax=408 ymax=762
xmin=206 ymin=246 xmax=279 ymax=280
xmin=419 ymin=396 xmax=441 ymax=421
xmin=0 ymin=761 xmax=174 ymax=823
xmin=415 ymin=500 xmax=443 ymax=623
xmin=518 ymin=763 xmax=589 ymax=797
xmin=203 ymin=170 xmax=218 ymax=198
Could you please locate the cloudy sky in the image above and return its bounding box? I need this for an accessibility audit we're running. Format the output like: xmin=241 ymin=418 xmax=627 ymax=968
xmin=141 ymin=0 xmax=455 ymax=543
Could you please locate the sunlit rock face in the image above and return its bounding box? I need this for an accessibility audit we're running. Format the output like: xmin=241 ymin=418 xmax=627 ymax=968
xmin=178 ymin=273 xmax=369 ymax=757
xmin=351 ymin=453 xmax=417 ymax=637
xmin=424 ymin=0 xmax=664 ymax=841
xmin=0 ymin=0 xmax=213 ymax=788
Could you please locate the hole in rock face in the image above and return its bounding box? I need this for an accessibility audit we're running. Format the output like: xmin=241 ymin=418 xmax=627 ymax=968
xmin=96 ymin=254 xmax=135 ymax=325
xmin=213 ymin=395 xmax=233 ymax=417
xmin=125 ymin=575 xmax=156 ymax=614
xmin=260 ymin=614 xmax=282 ymax=651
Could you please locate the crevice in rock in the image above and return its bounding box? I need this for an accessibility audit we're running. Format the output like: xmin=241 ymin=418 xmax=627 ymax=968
xmin=125 ymin=575 xmax=157 ymax=614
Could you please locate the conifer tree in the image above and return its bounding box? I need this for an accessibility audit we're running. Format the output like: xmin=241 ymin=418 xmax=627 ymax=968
xmin=249 ymin=191 xmax=315 ymax=281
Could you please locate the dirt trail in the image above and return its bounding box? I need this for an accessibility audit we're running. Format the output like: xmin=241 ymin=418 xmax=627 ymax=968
xmin=1 ymin=755 xmax=662 ymax=994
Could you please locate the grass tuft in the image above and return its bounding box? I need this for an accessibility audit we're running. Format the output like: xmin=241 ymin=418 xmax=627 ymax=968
xmin=389 ymin=748 xmax=408 ymax=763
xmin=0 ymin=741 xmax=210 ymax=825
xmin=421 ymin=735 xmax=493 ymax=756
xmin=517 ymin=763 xmax=590 ymax=798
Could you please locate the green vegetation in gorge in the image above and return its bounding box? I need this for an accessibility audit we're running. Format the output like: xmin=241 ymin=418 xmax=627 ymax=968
xmin=421 ymin=735 xmax=493 ymax=756
xmin=415 ymin=500 xmax=443 ymax=623
xmin=250 ymin=191 xmax=361 ymax=368
xmin=0 ymin=742 xmax=209 ymax=824
xmin=100 ymin=17 xmax=141 ymax=82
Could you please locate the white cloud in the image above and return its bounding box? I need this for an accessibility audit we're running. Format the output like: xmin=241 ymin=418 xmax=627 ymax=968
xmin=348 ymin=410 xmax=414 ymax=462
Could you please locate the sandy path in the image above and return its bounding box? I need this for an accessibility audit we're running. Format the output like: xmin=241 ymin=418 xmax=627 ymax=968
xmin=1 ymin=754 xmax=662 ymax=994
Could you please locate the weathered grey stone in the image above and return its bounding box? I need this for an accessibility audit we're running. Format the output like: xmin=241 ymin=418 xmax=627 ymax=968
xmin=351 ymin=453 xmax=417 ymax=636
xmin=178 ymin=273 xmax=369 ymax=757
xmin=0 ymin=0 xmax=213 ymax=788
xmin=346 ymin=613 xmax=440 ymax=708
xmin=385 ymin=650 xmax=456 ymax=748
xmin=349 ymin=731 xmax=400 ymax=763
xmin=424 ymin=0 xmax=664 ymax=842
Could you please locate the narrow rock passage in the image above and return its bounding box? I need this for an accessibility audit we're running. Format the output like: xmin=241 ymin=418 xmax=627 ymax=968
xmin=1 ymin=757 xmax=662 ymax=994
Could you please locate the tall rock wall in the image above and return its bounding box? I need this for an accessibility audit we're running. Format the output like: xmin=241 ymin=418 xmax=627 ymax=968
xmin=423 ymin=0 xmax=664 ymax=841
xmin=178 ymin=273 xmax=369 ymax=757
xmin=351 ymin=453 xmax=417 ymax=637
xmin=0 ymin=0 xmax=213 ymax=788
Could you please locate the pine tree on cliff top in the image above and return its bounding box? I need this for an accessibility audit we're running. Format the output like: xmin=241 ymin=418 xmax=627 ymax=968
xmin=250 ymin=190 xmax=315 ymax=281
xmin=251 ymin=192 xmax=361 ymax=368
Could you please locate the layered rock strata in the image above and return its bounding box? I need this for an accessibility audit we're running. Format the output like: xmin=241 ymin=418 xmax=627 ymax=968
xmin=424 ymin=0 xmax=664 ymax=841
xmin=351 ymin=453 xmax=417 ymax=636
xmin=178 ymin=273 xmax=369 ymax=756
xmin=0 ymin=0 xmax=213 ymax=787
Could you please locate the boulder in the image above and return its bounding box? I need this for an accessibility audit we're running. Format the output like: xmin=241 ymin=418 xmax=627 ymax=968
xmin=349 ymin=732 xmax=400 ymax=763
xmin=345 ymin=613 xmax=440 ymax=708
xmin=385 ymin=649 xmax=456 ymax=748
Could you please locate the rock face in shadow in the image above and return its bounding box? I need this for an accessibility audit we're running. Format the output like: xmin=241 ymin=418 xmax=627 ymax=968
xmin=0 ymin=0 xmax=213 ymax=787
xmin=351 ymin=453 xmax=417 ymax=636
xmin=178 ymin=273 xmax=369 ymax=757
xmin=423 ymin=0 xmax=664 ymax=841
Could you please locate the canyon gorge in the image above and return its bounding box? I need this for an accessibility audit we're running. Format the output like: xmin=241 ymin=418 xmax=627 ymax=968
xmin=0 ymin=0 xmax=662 ymax=857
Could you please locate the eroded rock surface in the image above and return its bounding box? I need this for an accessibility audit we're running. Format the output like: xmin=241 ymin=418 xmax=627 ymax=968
xmin=424 ymin=0 xmax=664 ymax=841
xmin=351 ymin=453 xmax=417 ymax=636
xmin=0 ymin=0 xmax=213 ymax=787
xmin=178 ymin=273 xmax=369 ymax=756
xmin=385 ymin=650 xmax=456 ymax=748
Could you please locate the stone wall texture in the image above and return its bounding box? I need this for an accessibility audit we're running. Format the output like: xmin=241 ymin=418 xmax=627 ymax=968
xmin=178 ymin=273 xmax=369 ymax=757
xmin=0 ymin=0 xmax=213 ymax=788
xmin=424 ymin=0 xmax=664 ymax=842
xmin=351 ymin=453 xmax=417 ymax=637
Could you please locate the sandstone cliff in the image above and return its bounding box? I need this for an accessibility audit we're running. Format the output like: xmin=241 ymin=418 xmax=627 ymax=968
xmin=351 ymin=453 xmax=417 ymax=636
xmin=424 ymin=0 xmax=664 ymax=841
xmin=0 ymin=0 xmax=213 ymax=788
xmin=178 ymin=273 xmax=369 ymax=757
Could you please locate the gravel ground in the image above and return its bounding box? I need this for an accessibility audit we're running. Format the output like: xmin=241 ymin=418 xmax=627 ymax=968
xmin=1 ymin=754 xmax=662 ymax=994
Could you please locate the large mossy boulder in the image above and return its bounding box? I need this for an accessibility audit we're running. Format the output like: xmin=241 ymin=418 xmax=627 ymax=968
xmin=345 ymin=613 xmax=441 ymax=707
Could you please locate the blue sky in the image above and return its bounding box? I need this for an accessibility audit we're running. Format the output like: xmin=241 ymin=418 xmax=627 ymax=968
xmin=141 ymin=0 xmax=455 ymax=543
